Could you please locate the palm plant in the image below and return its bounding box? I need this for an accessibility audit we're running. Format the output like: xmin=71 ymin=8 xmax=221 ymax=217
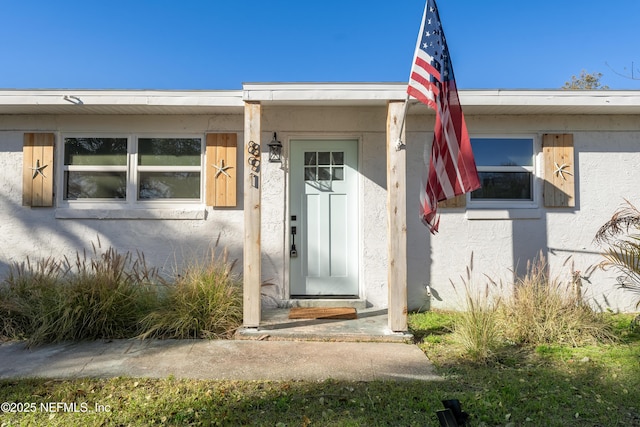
xmin=595 ymin=200 xmax=640 ymax=309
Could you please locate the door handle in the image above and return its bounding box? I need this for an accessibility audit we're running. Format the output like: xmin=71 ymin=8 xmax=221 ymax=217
xmin=290 ymin=226 xmax=298 ymax=257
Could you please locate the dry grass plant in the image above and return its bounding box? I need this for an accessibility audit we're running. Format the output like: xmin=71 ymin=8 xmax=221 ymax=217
xmin=0 ymin=240 xmax=160 ymax=347
xmin=497 ymin=253 xmax=616 ymax=347
xmin=138 ymin=244 xmax=242 ymax=340
xmin=447 ymin=252 xmax=617 ymax=363
xmin=449 ymin=254 xmax=503 ymax=362
xmin=1 ymin=238 xmax=243 ymax=344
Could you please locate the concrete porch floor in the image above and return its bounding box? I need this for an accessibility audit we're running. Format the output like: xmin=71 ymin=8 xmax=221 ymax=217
xmin=235 ymin=308 xmax=414 ymax=343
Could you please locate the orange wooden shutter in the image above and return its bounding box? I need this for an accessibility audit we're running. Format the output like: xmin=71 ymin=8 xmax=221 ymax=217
xmin=206 ymin=133 xmax=237 ymax=207
xmin=543 ymin=133 xmax=575 ymax=208
xmin=438 ymin=194 xmax=466 ymax=208
xmin=23 ymin=133 xmax=55 ymax=207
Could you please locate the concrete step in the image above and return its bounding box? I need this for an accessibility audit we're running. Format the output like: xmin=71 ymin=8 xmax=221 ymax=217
xmin=234 ymin=308 xmax=414 ymax=343
xmin=287 ymin=299 xmax=368 ymax=309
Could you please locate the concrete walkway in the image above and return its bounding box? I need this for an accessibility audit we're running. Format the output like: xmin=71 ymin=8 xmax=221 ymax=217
xmin=0 ymin=339 xmax=440 ymax=382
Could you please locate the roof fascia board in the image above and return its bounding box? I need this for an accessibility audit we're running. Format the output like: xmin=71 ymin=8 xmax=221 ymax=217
xmin=460 ymin=90 xmax=640 ymax=108
xmin=0 ymin=90 xmax=245 ymax=108
xmin=243 ymin=83 xmax=407 ymax=103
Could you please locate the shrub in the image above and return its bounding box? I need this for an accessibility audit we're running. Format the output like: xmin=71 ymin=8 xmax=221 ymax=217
xmin=138 ymin=246 xmax=242 ymax=340
xmin=595 ymin=199 xmax=640 ymax=310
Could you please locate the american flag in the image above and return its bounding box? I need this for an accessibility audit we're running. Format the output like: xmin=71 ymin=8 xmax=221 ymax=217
xmin=407 ymin=0 xmax=480 ymax=233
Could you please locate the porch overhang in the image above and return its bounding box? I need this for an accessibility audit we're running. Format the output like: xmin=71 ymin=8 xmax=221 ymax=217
xmin=243 ymin=83 xmax=640 ymax=115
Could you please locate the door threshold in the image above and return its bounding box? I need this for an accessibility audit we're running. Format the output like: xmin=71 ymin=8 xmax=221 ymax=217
xmin=288 ymin=298 xmax=368 ymax=309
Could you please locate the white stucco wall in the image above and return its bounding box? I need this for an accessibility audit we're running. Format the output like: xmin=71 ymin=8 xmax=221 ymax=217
xmin=1 ymin=108 xmax=639 ymax=313
xmin=411 ymin=114 xmax=640 ymax=313
xmin=0 ymin=114 xmax=246 ymax=284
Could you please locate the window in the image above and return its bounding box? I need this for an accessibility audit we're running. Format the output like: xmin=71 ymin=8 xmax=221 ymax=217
xmin=62 ymin=135 xmax=203 ymax=204
xmin=469 ymin=137 xmax=536 ymax=208
xmin=304 ymin=151 xmax=344 ymax=181
xmin=64 ymin=137 xmax=128 ymax=199
xmin=137 ymin=138 xmax=201 ymax=200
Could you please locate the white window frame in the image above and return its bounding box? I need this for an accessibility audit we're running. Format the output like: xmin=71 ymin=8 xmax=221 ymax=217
xmin=57 ymin=133 xmax=205 ymax=214
xmin=466 ymin=134 xmax=541 ymax=211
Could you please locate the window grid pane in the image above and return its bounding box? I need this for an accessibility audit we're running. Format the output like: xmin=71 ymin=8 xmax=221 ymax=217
xmin=64 ymin=171 xmax=127 ymax=199
xmin=304 ymin=152 xmax=316 ymax=165
xmin=471 ymin=138 xmax=533 ymax=167
xmin=471 ymin=172 xmax=532 ymax=200
xmin=303 ymin=151 xmax=345 ymax=181
xmin=138 ymin=138 xmax=201 ymax=166
xmin=138 ymin=172 xmax=201 ymax=200
xmin=64 ymin=138 xmax=127 ymax=166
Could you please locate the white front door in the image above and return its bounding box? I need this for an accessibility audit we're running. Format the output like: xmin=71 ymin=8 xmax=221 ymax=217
xmin=289 ymin=140 xmax=359 ymax=297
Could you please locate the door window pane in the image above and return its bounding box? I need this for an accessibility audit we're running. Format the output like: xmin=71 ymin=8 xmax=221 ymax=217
xmin=304 ymin=152 xmax=316 ymax=165
xmin=331 ymin=152 xmax=344 ymax=165
xmin=318 ymin=167 xmax=331 ymax=181
xmin=304 ymin=167 xmax=317 ymax=181
xmin=318 ymin=152 xmax=331 ymax=165
xmin=332 ymin=167 xmax=344 ymax=181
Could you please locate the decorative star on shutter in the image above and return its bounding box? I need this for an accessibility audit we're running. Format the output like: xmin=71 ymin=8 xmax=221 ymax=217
xmin=212 ymin=159 xmax=232 ymax=178
xmin=30 ymin=159 xmax=49 ymax=179
xmin=553 ymin=162 xmax=573 ymax=181
xmin=206 ymin=133 xmax=237 ymax=207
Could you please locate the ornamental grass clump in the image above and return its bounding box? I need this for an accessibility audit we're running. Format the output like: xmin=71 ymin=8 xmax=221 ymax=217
xmin=138 ymin=245 xmax=242 ymax=340
xmin=0 ymin=241 xmax=160 ymax=347
xmin=497 ymin=253 xmax=616 ymax=347
xmin=450 ymin=255 xmax=503 ymax=363
xmin=0 ymin=257 xmax=66 ymax=342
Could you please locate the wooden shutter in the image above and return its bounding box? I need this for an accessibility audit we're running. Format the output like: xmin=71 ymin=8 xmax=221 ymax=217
xmin=438 ymin=194 xmax=466 ymax=208
xmin=543 ymin=133 xmax=575 ymax=208
xmin=206 ymin=133 xmax=237 ymax=207
xmin=23 ymin=133 xmax=55 ymax=207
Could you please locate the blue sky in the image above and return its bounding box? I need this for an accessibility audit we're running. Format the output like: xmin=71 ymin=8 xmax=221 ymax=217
xmin=1 ymin=0 xmax=639 ymax=90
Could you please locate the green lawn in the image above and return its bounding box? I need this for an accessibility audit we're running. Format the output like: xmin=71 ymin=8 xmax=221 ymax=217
xmin=1 ymin=312 xmax=638 ymax=426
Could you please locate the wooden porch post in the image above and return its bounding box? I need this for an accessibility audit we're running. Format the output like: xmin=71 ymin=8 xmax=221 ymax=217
xmin=243 ymin=101 xmax=261 ymax=327
xmin=386 ymin=100 xmax=408 ymax=332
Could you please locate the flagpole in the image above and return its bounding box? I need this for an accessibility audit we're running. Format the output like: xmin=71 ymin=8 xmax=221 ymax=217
xmin=394 ymin=94 xmax=411 ymax=151
xmin=396 ymin=1 xmax=429 ymax=151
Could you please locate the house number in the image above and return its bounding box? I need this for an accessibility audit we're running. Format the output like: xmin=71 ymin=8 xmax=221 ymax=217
xmin=248 ymin=141 xmax=260 ymax=188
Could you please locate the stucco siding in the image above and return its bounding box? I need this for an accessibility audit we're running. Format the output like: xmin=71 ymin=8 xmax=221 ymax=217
xmin=1 ymin=106 xmax=639 ymax=313
xmin=0 ymin=115 xmax=245 ymax=284
xmin=416 ymin=115 xmax=640 ymax=312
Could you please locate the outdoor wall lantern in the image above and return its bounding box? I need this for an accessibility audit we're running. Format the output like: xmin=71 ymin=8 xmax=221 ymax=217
xmin=268 ymin=132 xmax=283 ymax=163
